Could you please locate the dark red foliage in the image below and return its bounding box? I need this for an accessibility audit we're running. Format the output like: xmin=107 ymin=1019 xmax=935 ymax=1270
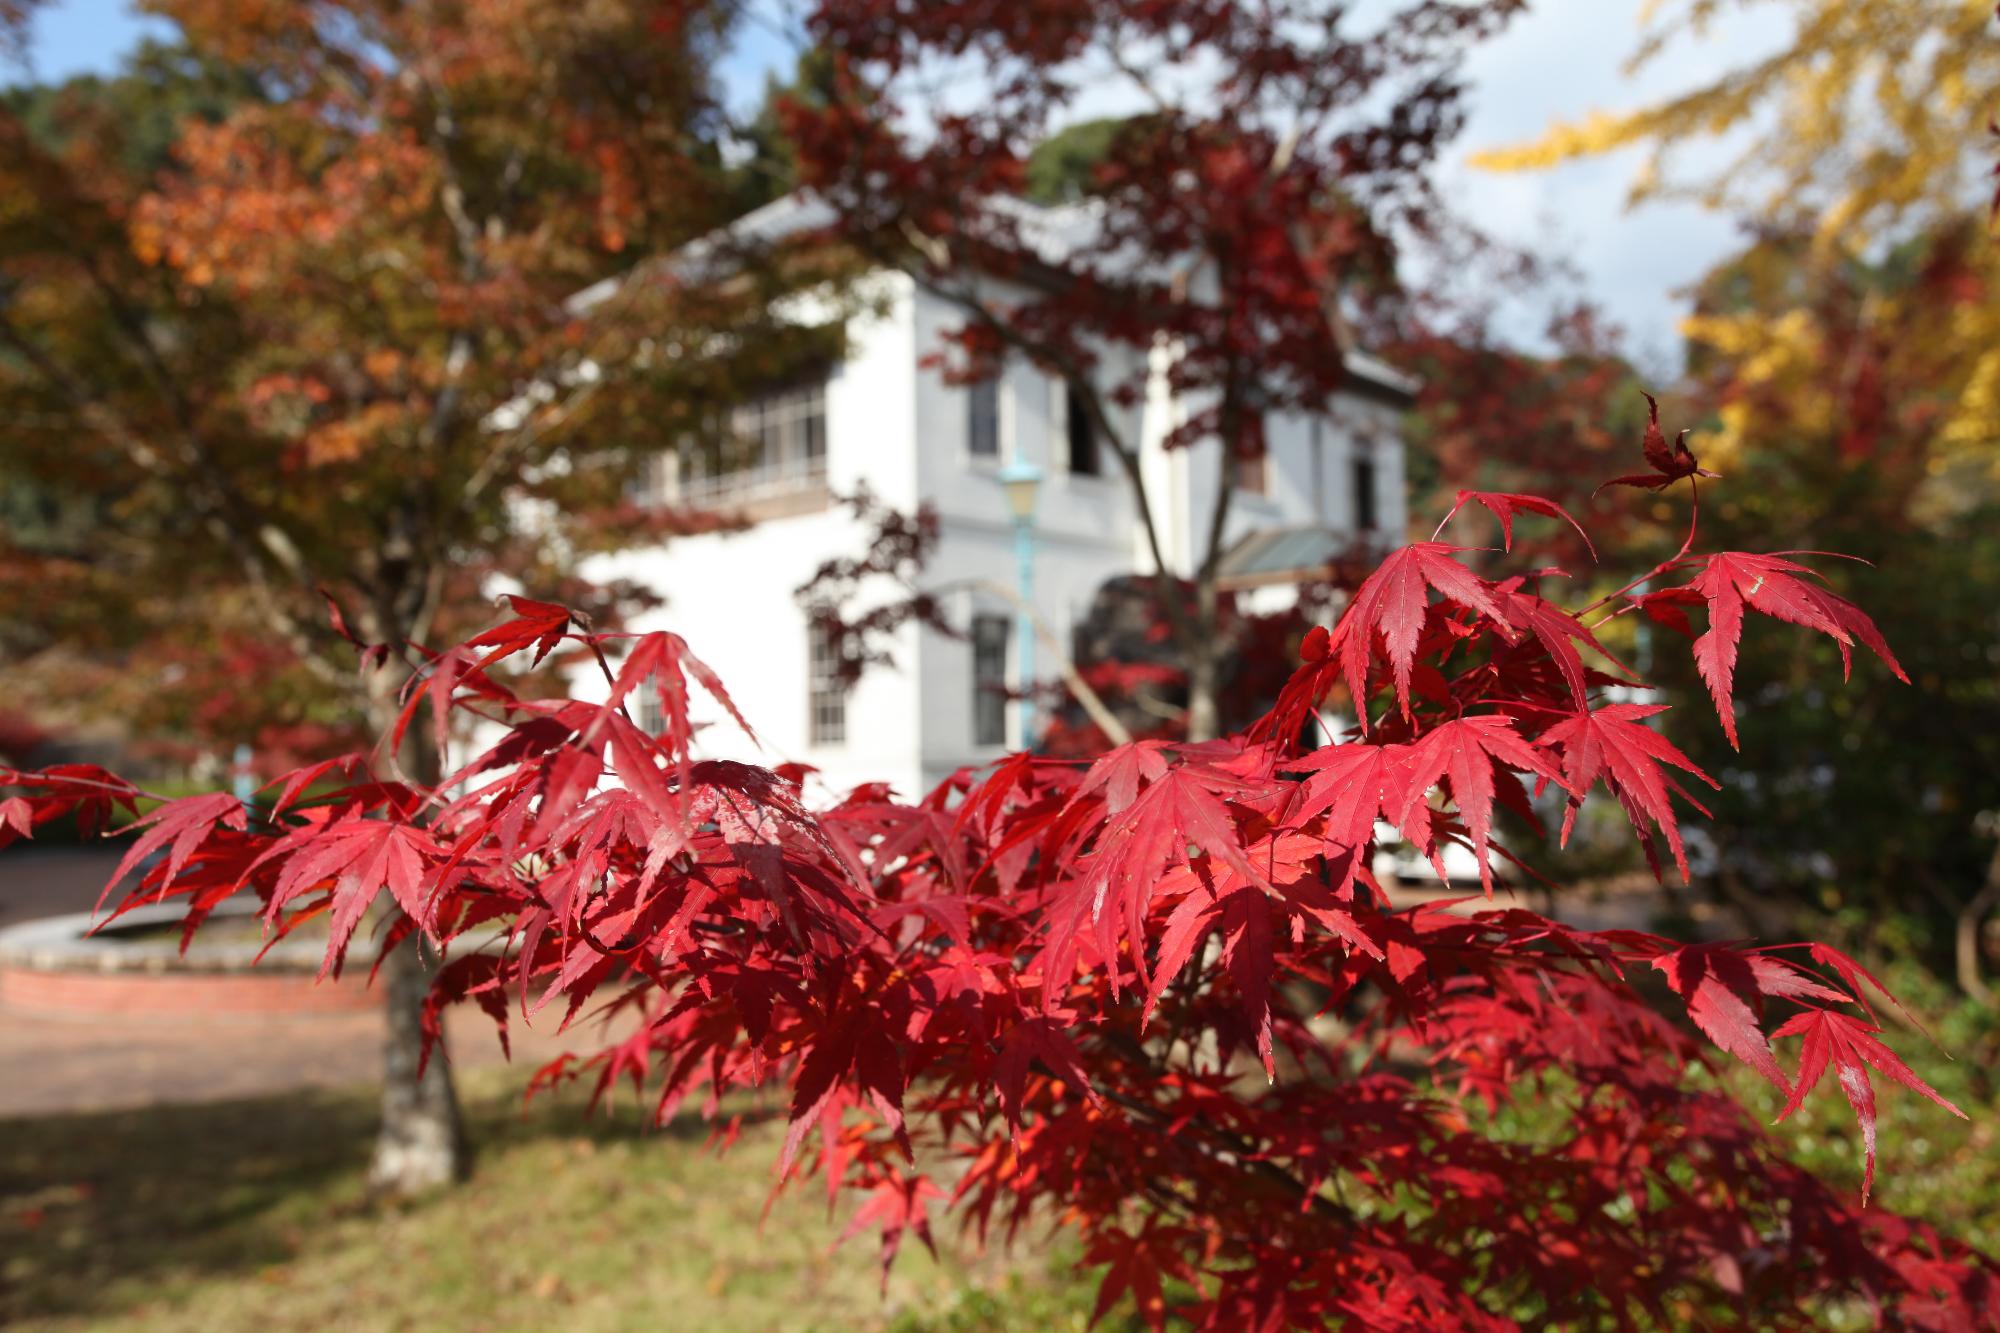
xmin=1597 ymin=392 xmax=1720 ymax=494
xmin=5 ymin=476 xmax=1995 ymax=1328
xmin=779 ymin=0 xmax=1526 ymax=471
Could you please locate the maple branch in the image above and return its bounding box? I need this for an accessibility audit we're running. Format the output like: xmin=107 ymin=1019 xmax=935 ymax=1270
xmin=0 ymin=768 xmax=172 ymax=808
xmin=1093 ymin=1079 xmax=1355 ymax=1228
xmin=1582 ymin=476 xmax=1703 ymax=620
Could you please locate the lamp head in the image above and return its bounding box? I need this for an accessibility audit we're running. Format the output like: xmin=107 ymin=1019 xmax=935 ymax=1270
xmin=998 ymin=457 xmax=1043 ymax=522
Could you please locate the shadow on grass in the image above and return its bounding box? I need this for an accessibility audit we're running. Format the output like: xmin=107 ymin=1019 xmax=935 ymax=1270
xmin=0 ymin=1067 xmax=765 ymax=1328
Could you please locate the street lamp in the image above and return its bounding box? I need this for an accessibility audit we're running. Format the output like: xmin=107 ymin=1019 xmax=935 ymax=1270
xmin=997 ymin=457 xmax=1043 ymax=747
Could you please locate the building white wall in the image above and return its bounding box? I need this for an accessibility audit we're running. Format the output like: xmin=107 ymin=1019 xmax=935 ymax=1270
xmin=580 ymin=273 xmax=1410 ymax=804
xmin=905 ymin=285 xmax=1143 ymax=790
xmin=579 ymin=273 xmax=932 ymax=801
xmin=1175 ymin=394 xmax=1411 ymax=571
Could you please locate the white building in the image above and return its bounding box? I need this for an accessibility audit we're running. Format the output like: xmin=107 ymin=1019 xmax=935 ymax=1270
xmin=577 ymin=195 xmax=1415 ymax=801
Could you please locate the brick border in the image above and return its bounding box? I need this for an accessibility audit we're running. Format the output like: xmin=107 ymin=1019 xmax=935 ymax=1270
xmin=0 ymin=964 xmax=376 ymax=1017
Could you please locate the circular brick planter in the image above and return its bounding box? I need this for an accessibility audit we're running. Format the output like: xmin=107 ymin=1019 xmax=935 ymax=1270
xmin=0 ymin=899 xmax=376 ymax=1019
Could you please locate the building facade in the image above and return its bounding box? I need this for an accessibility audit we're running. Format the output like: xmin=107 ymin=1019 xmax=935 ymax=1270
xmin=579 ymin=220 xmax=1413 ymax=802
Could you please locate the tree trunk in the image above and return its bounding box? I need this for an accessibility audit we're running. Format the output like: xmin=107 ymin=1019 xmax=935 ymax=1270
xmin=364 ymin=656 xmax=466 ymax=1195
xmin=1182 ymin=570 xmax=1225 ymax=743
xmin=370 ymin=935 xmax=466 ymax=1193
xmin=1957 ymin=838 xmax=2000 ymax=1006
xmin=1185 ymin=639 xmax=1222 ymax=743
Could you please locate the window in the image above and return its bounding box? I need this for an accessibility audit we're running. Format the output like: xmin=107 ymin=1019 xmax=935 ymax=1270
xmin=968 ymin=375 xmax=1000 ymax=459
xmin=738 ymin=376 xmax=826 ymax=470
xmin=1064 ymin=379 xmax=1101 ymax=476
xmin=808 ymin=618 xmax=847 ymax=746
xmin=1231 ymin=412 xmax=1268 ymax=494
xmin=632 ymin=453 xmax=674 ymax=505
xmin=971 ymin=613 xmax=1011 ymax=747
xmin=1309 ymin=417 xmax=1328 ymax=522
xmin=675 ymin=369 xmax=829 ymax=504
xmin=633 ymin=690 xmax=664 ymax=736
xmin=1352 ymin=453 xmax=1378 ymax=532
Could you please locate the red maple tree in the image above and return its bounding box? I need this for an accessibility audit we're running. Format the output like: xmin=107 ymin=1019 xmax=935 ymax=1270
xmin=6 ymin=437 xmax=1995 ymax=1325
xmin=774 ymin=0 xmax=1529 ymax=743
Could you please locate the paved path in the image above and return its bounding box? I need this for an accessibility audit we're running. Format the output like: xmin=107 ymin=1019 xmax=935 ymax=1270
xmin=0 ymin=847 xmax=594 ymax=1119
xmin=0 ymin=847 xmax=1686 ymax=1120
xmin=1 ymin=1001 xmax=590 ymax=1118
xmin=0 ymin=845 xmax=126 ymax=932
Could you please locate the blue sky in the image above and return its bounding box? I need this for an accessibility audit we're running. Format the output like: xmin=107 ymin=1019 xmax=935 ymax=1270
xmin=17 ymin=0 xmax=171 ymax=81
xmin=15 ymin=0 xmax=1771 ymax=367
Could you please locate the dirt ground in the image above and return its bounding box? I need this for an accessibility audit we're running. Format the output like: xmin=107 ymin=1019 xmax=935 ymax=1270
xmin=0 ymin=846 xmax=592 ymax=1118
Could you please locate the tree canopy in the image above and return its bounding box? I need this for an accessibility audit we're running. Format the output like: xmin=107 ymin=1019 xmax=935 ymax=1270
xmin=0 ymin=0 xmax=846 ymax=1194
xmin=8 ymin=466 xmax=1994 ymax=1325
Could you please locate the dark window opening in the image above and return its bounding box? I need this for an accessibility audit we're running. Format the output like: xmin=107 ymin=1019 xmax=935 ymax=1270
xmin=1352 ymin=454 xmax=1378 ymax=533
xmin=968 ymin=375 xmax=1000 ymax=458
xmin=1065 ymin=380 xmax=1101 ymax=476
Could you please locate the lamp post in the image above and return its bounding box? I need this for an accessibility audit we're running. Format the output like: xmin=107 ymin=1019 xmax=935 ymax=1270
xmin=231 ymin=743 xmax=255 ymax=809
xmin=997 ymin=457 xmax=1043 ymax=748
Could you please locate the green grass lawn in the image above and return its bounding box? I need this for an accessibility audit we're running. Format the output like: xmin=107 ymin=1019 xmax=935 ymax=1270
xmin=0 ymin=1070 xmax=1100 ymax=1332
xmin=1743 ymin=964 xmax=2000 ymax=1258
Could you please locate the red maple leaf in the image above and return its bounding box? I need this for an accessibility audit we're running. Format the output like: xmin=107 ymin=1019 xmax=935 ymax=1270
xmin=1596 ymin=392 xmax=1717 ymax=493
xmin=839 ymin=1171 xmax=947 ymax=1289
xmin=464 ymin=594 xmax=576 ymax=669
xmin=1083 ymin=764 xmax=1272 ymax=930
xmin=1538 ymin=703 xmax=1717 ymax=879
xmin=782 ymin=1002 xmax=908 ymax=1171
xmin=994 ymin=1015 xmax=1101 ymax=1130
xmin=1286 ymin=740 xmax=1436 ymax=881
xmin=604 ymin=629 xmax=758 ymax=760
xmin=1393 ymin=715 xmax=1567 ymax=894
xmin=1084 ymin=1224 xmax=1203 ymax=1332
xmin=1650 ymin=944 xmax=1796 ymax=1094
xmin=258 ymin=815 xmax=438 ymax=975
xmin=1437 ymin=489 xmax=1596 ymax=558
xmin=1329 ymin=542 xmax=1511 ymax=724
xmin=1491 ymin=579 xmax=1626 ymax=707
xmin=103 ymin=791 xmax=248 ymax=909
xmin=0 ymin=795 xmax=32 ymax=845
xmin=1679 ymin=551 xmax=1907 ymax=747
xmin=1773 ymin=1008 xmax=1965 ymax=1202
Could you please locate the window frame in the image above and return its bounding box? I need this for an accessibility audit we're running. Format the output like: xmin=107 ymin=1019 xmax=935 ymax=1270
xmin=967 ymin=373 xmax=1001 ymax=461
xmin=807 ymin=616 xmax=848 ymax=747
xmin=1351 ymin=450 xmax=1379 ymax=534
xmin=643 ymin=365 xmax=832 ymax=506
xmin=970 ymin=611 xmax=1011 ymax=748
xmin=633 ymin=690 xmax=665 ymax=737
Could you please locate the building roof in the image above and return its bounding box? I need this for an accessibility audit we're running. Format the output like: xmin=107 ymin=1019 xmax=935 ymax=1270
xmin=1216 ymin=525 xmax=1357 ymax=591
xmin=568 ymin=190 xmax=1419 ymax=406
